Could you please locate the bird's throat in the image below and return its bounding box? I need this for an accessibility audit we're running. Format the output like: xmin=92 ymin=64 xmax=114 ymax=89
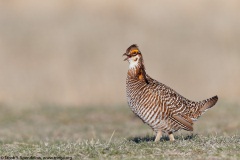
xmin=128 ymin=64 xmax=148 ymax=84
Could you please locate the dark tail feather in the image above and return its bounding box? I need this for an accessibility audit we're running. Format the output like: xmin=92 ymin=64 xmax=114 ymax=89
xmin=200 ymin=95 xmax=218 ymax=112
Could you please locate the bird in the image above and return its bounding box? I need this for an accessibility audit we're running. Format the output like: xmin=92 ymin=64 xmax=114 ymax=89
xmin=123 ymin=44 xmax=218 ymax=142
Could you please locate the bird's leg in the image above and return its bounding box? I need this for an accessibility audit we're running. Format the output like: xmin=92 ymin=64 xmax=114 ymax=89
xmin=168 ymin=132 xmax=175 ymax=141
xmin=154 ymin=131 xmax=162 ymax=142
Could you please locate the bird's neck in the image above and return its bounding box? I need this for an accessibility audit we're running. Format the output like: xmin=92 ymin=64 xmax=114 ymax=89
xmin=127 ymin=59 xmax=148 ymax=84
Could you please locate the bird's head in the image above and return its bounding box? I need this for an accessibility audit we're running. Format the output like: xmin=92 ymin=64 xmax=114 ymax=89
xmin=123 ymin=44 xmax=143 ymax=69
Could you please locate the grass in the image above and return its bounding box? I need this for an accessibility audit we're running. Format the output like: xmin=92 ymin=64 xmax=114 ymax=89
xmin=0 ymin=102 xmax=239 ymax=159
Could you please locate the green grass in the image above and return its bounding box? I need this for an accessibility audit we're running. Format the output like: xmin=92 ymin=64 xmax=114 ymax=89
xmin=0 ymin=135 xmax=239 ymax=160
xmin=0 ymin=102 xmax=239 ymax=159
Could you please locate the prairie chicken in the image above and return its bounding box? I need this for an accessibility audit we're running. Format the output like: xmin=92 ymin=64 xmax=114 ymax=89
xmin=123 ymin=44 xmax=218 ymax=142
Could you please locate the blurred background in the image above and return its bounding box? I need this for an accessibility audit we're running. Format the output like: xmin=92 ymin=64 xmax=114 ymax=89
xmin=0 ymin=0 xmax=239 ymax=108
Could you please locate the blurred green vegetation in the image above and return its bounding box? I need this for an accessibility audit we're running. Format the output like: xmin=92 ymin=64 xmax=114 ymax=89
xmin=0 ymin=101 xmax=239 ymax=142
xmin=0 ymin=101 xmax=239 ymax=159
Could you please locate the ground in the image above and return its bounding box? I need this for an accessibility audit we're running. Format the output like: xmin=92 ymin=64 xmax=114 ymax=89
xmin=0 ymin=101 xmax=239 ymax=159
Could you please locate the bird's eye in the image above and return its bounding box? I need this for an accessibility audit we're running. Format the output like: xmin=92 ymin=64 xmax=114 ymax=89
xmin=132 ymin=53 xmax=137 ymax=56
xmin=134 ymin=58 xmax=138 ymax=61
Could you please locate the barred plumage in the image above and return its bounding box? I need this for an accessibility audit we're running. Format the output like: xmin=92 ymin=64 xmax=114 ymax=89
xmin=123 ymin=44 xmax=218 ymax=142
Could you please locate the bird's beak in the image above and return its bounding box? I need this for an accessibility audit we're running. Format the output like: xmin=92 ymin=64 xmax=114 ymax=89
xmin=123 ymin=53 xmax=129 ymax=61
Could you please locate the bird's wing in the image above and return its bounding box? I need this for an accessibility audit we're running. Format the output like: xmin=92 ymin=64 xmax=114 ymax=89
xmin=170 ymin=114 xmax=193 ymax=131
xmin=146 ymin=75 xmax=194 ymax=131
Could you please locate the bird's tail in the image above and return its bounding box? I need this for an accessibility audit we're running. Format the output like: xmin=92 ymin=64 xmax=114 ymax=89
xmin=200 ymin=95 xmax=218 ymax=113
xmin=190 ymin=95 xmax=218 ymax=121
